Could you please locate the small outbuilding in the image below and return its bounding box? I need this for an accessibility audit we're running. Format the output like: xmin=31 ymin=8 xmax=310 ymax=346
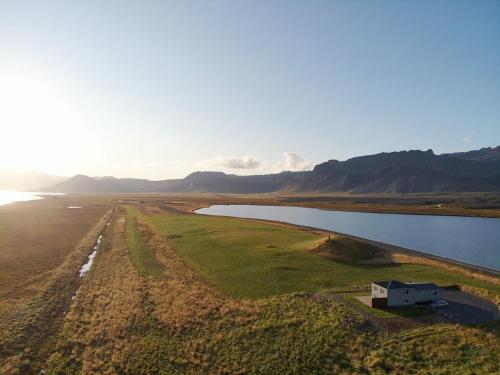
xmin=371 ymin=280 xmax=441 ymax=307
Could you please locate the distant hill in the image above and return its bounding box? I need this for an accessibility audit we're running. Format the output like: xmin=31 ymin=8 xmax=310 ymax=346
xmin=0 ymin=171 xmax=67 ymax=191
xmin=47 ymin=146 xmax=500 ymax=194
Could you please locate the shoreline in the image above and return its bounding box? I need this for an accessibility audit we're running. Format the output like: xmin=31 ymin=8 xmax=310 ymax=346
xmin=118 ymin=193 xmax=500 ymax=218
xmin=274 ymin=203 xmax=500 ymax=219
xmin=193 ymin=207 xmax=500 ymax=280
xmin=179 ymin=200 xmax=500 ymax=218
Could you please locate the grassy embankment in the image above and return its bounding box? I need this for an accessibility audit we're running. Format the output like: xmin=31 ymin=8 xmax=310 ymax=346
xmin=125 ymin=206 xmax=165 ymax=277
xmin=144 ymin=212 xmax=499 ymax=299
xmin=44 ymin=207 xmax=500 ymax=374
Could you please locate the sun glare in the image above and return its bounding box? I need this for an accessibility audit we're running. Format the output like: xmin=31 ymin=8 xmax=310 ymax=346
xmin=0 ymin=71 xmax=84 ymax=173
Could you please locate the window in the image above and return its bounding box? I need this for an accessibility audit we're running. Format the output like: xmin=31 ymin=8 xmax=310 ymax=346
xmin=433 ymin=291 xmax=438 ymax=296
xmin=405 ymin=299 xmax=409 ymax=303
xmin=404 ymin=289 xmax=409 ymax=295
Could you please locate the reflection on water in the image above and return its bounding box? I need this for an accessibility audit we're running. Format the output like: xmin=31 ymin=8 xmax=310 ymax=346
xmin=197 ymin=205 xmax=500 ymax=271
xmin=0 ymin=191 xmax=64 ymax=206
xmin=79 ymin=234 xmax=103 ymax=277
xmin=0 ymin=191 xmax=42 ymax=206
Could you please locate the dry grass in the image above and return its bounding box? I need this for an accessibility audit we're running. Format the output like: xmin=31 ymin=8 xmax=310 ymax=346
xmin=1 ymin=196 xmax=498 ymax=374
xmin=458 ymin=285 xmax=500 ymax=307
xmin=45 ymin=211 xmax=260 ymax=373
xmin=0 ymin=204 xmax=113 ymax=374
xmin=0 ymin=197 xmax=110 ymax=316
xmin=43 ymin=206 xmax=500 ymax=374
xmin=46 ymin=214 xmax=145 ymax=374
xmin=365 ymin=324 xmax=499 ymax=374
xmin=45 ymin=210 xmax=362 ymax=374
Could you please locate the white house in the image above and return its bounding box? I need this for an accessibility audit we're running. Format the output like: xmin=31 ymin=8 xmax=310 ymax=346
xmin=371 ymin=280 xmax=441 ymax=307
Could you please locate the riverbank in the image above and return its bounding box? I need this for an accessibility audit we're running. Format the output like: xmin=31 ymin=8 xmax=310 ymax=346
xmin=193 ymin=208 xmax=500 ymax=284
xmin=138 ymin=192 xmax=500 ymax=218
xmin=134 ymin=205 xmax=499 ymax=299
xmin=196 ymin=203 xmax=500 ymax=272
xmin=211 ymin=215 xmax=500 ymax=285
xmin=140 ymin=196 xmax=500 ymax=283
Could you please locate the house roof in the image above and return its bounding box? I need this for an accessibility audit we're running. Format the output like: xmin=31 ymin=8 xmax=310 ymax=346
xmin=373 ymin=280 xmax=441 ymax=290
xmin=406 ymin=282 xmax=440 ymax=290
xmin=372 ymin=280 xmax=411 ymax=289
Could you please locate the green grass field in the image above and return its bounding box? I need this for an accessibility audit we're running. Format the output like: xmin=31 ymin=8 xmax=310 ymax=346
xmin=126 ymin=207 xmax=165 ymax=277
xmin=146 ymin=212 xmax=499 ymax=298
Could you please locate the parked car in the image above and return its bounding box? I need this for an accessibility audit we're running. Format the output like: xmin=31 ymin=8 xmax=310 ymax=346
xmin=430 ymin=299 xmax=449 ymax=309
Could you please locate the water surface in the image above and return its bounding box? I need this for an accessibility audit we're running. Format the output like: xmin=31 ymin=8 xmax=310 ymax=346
xmin=0 ymin=191 xmax=64 ymax=206
xmin=79 ymin=234 xmax=103 ymax=277
xmin=196 ymin=205 xmax=500 ymax=271
xmin=0 ymin=191 xmax=42 ymax=206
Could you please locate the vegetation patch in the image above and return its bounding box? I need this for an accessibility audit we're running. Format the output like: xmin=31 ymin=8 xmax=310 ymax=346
xmin=126 ymin=206 xmax=165 ymax=277
xmin=148 ymin=213 xmax=499 ymax=298
xmin=315 ymin=235 xmax=385 ymax=262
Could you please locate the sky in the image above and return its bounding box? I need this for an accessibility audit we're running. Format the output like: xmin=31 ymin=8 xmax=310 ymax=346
xmin=0 ymin=0 xmax=499 ymax=180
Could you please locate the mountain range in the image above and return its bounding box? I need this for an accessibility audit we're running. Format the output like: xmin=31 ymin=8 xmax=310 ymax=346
xmin=45 ymin=146 xmax=500 ymax=194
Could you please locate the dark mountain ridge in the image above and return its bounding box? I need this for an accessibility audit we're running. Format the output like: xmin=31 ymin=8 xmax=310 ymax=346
xmin=47 ymin=146 xmax=500 ymax=194
xmin=442 ymin=146 xmax=500 ymax=162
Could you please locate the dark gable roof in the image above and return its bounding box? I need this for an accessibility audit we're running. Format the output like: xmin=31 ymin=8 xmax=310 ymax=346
xmin=373 ymin=280 xmax=411 ymax=289
xmin=406 ymin=282 xmax=440 ymax=290
xmin=373 ymin=281 xmax=441 ymax=290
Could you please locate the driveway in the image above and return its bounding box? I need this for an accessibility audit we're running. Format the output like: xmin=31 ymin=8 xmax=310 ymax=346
xmin=436 ymin=290 xmax=499 ymax=324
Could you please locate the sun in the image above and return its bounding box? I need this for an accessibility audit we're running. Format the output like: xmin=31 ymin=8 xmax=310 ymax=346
xmin=0 ymin=70 xmax=84 ymax=173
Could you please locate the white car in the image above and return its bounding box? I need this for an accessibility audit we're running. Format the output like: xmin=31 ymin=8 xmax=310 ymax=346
xmin=430 ymin=300 xmax=449 ymax=309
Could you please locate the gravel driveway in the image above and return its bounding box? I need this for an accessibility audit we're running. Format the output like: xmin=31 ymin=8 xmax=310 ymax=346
xmin=436 ymin=290 xmax=499 ymax=324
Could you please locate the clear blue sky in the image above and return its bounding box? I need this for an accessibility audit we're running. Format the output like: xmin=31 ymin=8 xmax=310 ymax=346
xmin=1 ymin=0 xmax=499 ymax=179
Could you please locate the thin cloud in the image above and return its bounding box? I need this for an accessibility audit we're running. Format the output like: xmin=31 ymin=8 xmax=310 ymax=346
xmin=198 ymin=155 xmax=261 ymax=170
xmin=197 ymin=152 xmax=312 ymax=173
xmin=276 ymin=152 xmax=313 ymax=171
